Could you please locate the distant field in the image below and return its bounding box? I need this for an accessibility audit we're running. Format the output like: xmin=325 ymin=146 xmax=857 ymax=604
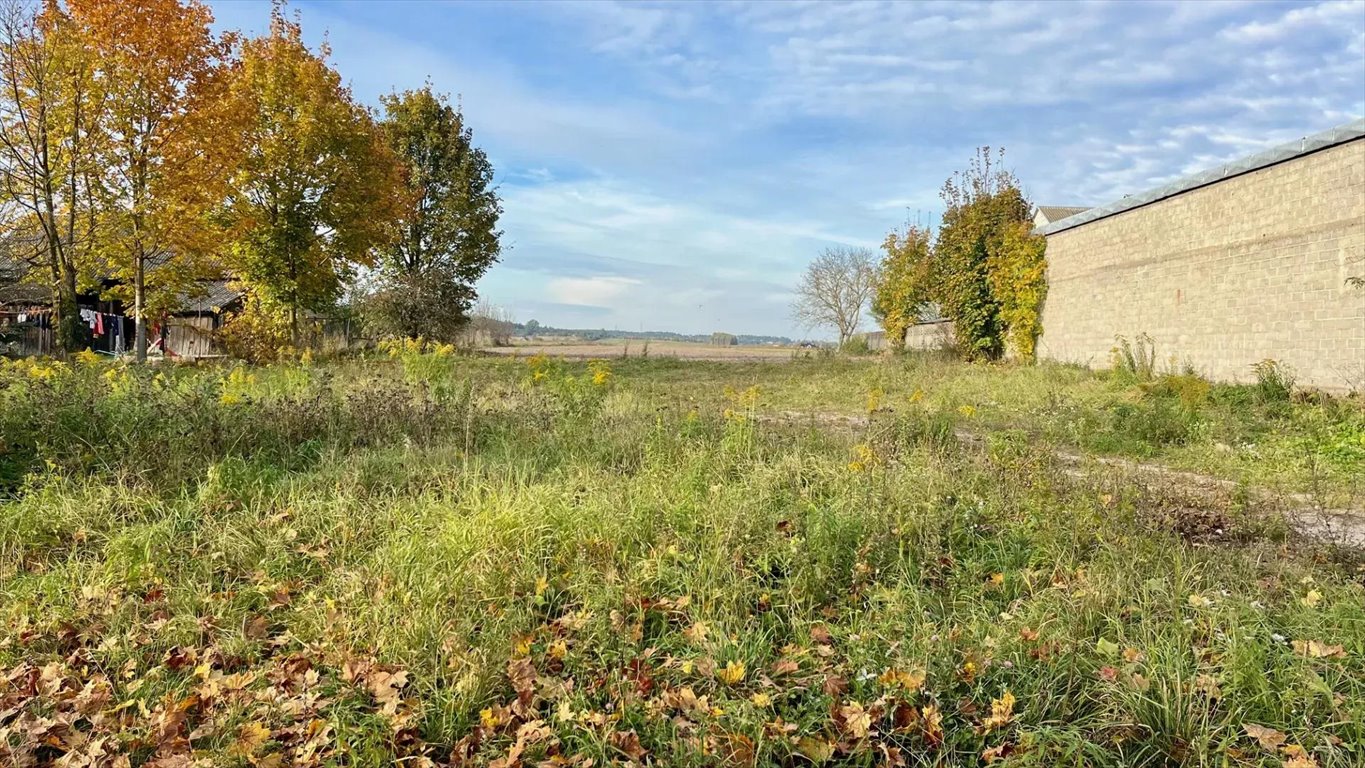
xmin=482 ymin=337 xmax=807 ymax=361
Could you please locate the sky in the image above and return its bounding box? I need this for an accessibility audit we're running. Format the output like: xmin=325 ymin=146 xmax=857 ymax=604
xmin=206 ymin=0 xmax=1365 ymax=339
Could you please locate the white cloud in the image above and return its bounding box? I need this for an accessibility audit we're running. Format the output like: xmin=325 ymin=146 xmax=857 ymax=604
xmin=547 ymin=276 xmax=643 ymax=307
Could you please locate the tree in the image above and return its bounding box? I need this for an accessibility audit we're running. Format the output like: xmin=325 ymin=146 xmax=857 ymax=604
xmin=220 ymin=4 xmax=402 ymax=345
xmin=934 ymin=147 xmax=1042 ymax=360
xmin=792 ymin=246 xmax=877 ymax=346
xmin=369 ymin=85 xmax=501 ymax=340
xmin=524 ymin=318 xmax=540 ymax=334
xmin=70 ymin=0 xmax=236 ymax=361
xmin=872 ymin=224 xmax=934 ymax=352
xmin=0 ymin=0 xmax=99 ymax=352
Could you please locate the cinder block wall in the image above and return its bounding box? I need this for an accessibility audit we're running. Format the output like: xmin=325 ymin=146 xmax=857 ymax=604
xmin=1038 ymin=138 xmax=1365 ymax=392
xmin=904 ymin=320 xmax=955 ymax=351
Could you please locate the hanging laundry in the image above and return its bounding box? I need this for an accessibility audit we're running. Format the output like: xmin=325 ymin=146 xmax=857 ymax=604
xmin=94 ymin=312 xmax=104 ymax=336
xmin=16 ymin=313 xmax=26 ymax=322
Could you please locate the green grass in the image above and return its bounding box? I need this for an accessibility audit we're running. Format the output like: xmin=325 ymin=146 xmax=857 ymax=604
xmin=1 ymin=350 xmax=1362 ymax=766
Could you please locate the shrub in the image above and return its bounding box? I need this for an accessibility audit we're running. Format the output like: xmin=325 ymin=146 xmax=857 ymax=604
xmin=1253 ymin=358 xmax=1295 ymax=403
xmin=1111 ymin=333 xmax=1157 ymax=381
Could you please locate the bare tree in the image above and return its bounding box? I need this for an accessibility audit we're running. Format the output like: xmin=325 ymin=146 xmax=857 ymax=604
xmin=792 ymin=246 xmax=877 ymax=345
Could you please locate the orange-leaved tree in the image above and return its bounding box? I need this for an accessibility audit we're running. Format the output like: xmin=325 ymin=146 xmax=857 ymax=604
xmin=220 ymin=5 xmax=403 ymax=346
xmin=0 ymin=0 xmax=102 ymax=352
xmin=69 ymin=0 xmax=237 ymax=361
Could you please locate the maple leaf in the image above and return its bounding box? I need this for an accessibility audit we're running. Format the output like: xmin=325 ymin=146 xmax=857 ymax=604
xmin=233 ymin=721 xmax=271 ymax=756
xmin=981 ymin=691 xmax=1015 ymax=732
xmin=1243 ymin=723 xmax=1287 ymax=751
xmin=367 ymin=668 xmax=409 ymax=716
xmin=717 ymin=660 xmax=745 ymax=686
xmin=921 ymin=704 xmax=944 ymax=745
xmin=771 ymin=658 xmax=800 ymax=676
xmin=1300 ymin=590 xmax=1322 ymax=608
xmin=878 ymin=667 xmax=927 ymax=692
xmin=840 ymin=701 xmax=873 ymax=739
xmin=796 ymin=736 xmax=835 ymax=763
xmin=982 ymin=743 xmax=1011 ymax=763
xmin=1281 ymin=744 xmax=1320 ymax=768
xmin=1291 ymin=640 xmax=1346 ymax=659
xmin=609 ymin=729 xmax=647 ymax=761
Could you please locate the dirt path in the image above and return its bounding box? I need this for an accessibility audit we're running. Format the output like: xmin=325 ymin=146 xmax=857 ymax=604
xmin=763 ymin=410 xmax=1365 ymax=547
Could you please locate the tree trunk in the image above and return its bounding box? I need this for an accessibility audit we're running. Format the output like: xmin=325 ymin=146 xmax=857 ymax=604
xmin=56 ymin=258 xmax=82 ymax=352
xmin=134 ymin=254 xmax=147 ymax=362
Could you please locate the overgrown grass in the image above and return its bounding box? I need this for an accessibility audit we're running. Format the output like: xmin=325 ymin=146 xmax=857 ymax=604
xmin=1 ymin=351 xmax=1362 ymax=767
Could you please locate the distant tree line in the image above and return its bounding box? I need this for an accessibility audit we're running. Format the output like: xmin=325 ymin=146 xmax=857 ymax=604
xmin=517 ymin=321 xmax=793 ymax=346
xmin=0 ymin=0 xmax=500 ymax=360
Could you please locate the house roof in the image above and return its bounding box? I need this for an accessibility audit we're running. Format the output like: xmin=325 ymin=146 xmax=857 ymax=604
xmin=1036 ymin=118 xmax=1365 ymax=236
xmin=1035 ymin=206 xmax=1090 ymax=224
xmin=179 ymin=281 xmax=244 ymax=314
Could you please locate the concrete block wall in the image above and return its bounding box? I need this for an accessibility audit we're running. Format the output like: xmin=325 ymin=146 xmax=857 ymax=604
xmin=904 ymin=320 xmax=956 ymax=352
xmin=1038 ymin=138 xmax=1365 ymax=392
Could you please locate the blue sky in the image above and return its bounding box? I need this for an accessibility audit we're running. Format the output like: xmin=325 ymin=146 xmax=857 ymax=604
xmin=207 ymin=0 xmax=1365 ymax=338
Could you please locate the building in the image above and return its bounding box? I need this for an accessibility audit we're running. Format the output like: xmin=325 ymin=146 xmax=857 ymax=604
xmin=0 ymin=250 xmax=244 ymax=359
xmin=1033 ymin=206 xmax=1090 ymax=228
xmin=1036 ymin=119 xmax=1365 ymax=392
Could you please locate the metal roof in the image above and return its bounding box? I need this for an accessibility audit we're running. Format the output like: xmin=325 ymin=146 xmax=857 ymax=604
xmin=1036 ymin=118 xmax=1365 ymax=236
xmin=1035 ymin=206 xmax=1090 ymax=223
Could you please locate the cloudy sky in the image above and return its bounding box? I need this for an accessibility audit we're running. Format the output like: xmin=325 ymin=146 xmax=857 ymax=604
xmin=208 ymin=0 xmax=1365 ymax=338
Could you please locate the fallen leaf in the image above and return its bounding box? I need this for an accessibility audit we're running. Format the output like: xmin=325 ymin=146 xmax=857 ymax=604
xmin=840 ymin=701 xmax=872 ymax=738
xmin=1292 ymin=640 xmax=1346 ymax=659
xmin=1243 ymin=723 xmax=1287 ymax=751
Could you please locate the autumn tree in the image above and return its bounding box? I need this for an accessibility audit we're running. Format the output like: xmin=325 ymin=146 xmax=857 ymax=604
xmin=872 ymin=224 xmax=933 ymax=352
xmin=792 ymin=246 xmax=877 ymax=346
xmin=367 ymin=86 xmax=501 ymax=340
xmin=68 ymin=0 xmax=237 ymax=361
xmin=933 ymin=147 xmax=1044 ymax=360
xmin=221 ymin=6 xmax=402 ymax=345
xmin=0 ymin=0 xmax=100 ymax=351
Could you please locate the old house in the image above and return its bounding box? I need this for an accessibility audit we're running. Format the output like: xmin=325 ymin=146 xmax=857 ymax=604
xmin=1035 ymin=119 xmax=1365 ymax=391
xmin=0 ymin=251 xmax=244 ymax=359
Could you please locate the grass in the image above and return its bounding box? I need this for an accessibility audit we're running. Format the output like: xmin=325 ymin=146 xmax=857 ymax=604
xmin=1 ymin=348 xmax=1363 ymax=767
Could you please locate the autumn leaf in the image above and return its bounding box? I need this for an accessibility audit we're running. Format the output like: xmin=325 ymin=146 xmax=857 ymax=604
xmin=840 ymin=701 xmax=872 ymax=738
xmin=981 ymin=691 xmax=1015 ymax=732
xmin=796 ymin=736 xmax=835 ymax=763
xmin=1300 ymin=589 xmax=1322 ymax=608
xmin=1281 ymin=744 xmax=1320 ymax=768
xmin=1243 ymin=723 xmax=1287 ymax=751
xmin=921 ymin=704 xmax=944 ymax=745
xmin=1188 ymin=594 xmax=1212 ymax=608
xmin=609 ymin=729 xmax=647 ymax=761
xmin=717 ymin=660 xmax=745 ymax=686
xmin=1292 ymin=640 xmax=1346 ymax=659
xmin=878 ymin=667 xmax=926 ymax=692
xmin=233 ymin=721 xmax=271 ymax=756
xmin=367 ymin=667 xmax=409 ymax=716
